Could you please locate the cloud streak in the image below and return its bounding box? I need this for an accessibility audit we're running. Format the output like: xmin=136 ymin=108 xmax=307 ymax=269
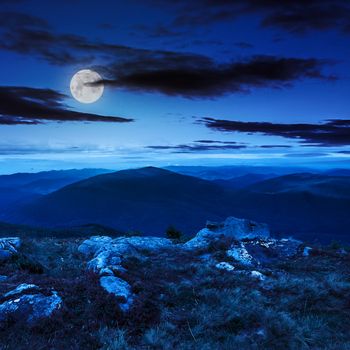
xmin=201 ymin=117 xmax=350 ymax=146
xmin=98 ymin=55 xmax=332 ymax=98
xmin=146 ymin=140 xmax=246 ymax=153
xmin=0 ymin=86 xmax=133 ymax=125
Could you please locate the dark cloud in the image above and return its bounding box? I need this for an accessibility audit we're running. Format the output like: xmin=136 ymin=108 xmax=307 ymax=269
xmin=0 ymin=86 xmax=133 ymax=125
xmin=98 ymin=55 xmax=332 ymax=98
xmin=0 ymin=11 xmax=192 ymax=66
xmin=201 ymin=117 xmax=350 ymax=146
xmin=147 ymin=0 xmax=350 ymax=35
xmin=0 ymin=11 xmax=335 ymax=98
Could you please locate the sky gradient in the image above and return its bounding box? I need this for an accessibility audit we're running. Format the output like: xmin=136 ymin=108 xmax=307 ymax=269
xmin=0 ymin=0 xmax=349 ymax=173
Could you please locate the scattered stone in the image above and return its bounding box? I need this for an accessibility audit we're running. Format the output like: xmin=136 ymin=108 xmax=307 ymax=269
xmin=303 ymin=246 xmax=312 ymax=257
xmin=0 ymin=237 xmax=21 ymax=262
xmin=215 ymin=262 xmax=235 ymax=271
xmin=250 ymin=271 xmax=265 ymax=281
xmin=0 ymin=284 xmax=61 ymax=324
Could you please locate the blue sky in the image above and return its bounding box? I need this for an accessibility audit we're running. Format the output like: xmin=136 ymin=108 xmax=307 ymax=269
xmin=0 ymin=0 xmax=349 ymax=173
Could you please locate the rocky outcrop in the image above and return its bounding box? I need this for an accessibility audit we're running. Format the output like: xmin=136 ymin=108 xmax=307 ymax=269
xmin=78 ymin=217 xmax=305 ymax=309
xmin=184 ymin=217 xmax=270 ymax=250
xmin=0 ymin=237 xmax=21 ymax=262
xmin=0 ymin=283 xmax=62 ymax=324
xmin=78 ymin=236 xmax=173 ymax=311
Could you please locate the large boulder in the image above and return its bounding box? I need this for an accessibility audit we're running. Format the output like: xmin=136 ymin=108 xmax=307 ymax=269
xmin=184 ymin=217 xmax=270 ymax=250
xmin=0 ymin=284 xmax=62 ymax=324
xmin=78 ymin=236 xmax=113 ymax=256
xmin=243 ymin=238 xmax=302 ymax=264
xmin=0 ymin=237 xmax=21 ymax=262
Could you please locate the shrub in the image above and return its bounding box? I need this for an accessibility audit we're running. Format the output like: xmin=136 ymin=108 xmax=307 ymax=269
xmin=166 ymin=225 xmax=183 ymax=240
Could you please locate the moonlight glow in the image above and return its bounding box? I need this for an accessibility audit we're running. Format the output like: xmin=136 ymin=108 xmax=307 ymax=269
xmin=70 ymin=69 xmax=104 ymax=104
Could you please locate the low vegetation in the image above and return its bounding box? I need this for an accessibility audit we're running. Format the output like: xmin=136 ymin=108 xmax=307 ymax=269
xmin=0 ymin=237 xmax=350 ymax=349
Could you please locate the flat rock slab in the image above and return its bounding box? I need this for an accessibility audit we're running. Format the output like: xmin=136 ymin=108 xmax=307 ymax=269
xmin=0 ymin=284 xmax=61 ymax=324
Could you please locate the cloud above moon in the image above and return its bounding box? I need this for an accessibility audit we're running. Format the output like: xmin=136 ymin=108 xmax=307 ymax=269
xmin=0 ymin=86 xmax=133 ymax=125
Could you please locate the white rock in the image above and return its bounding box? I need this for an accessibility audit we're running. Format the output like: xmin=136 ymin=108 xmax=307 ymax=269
xmin=87 ymin=251 xmax=122 ymax=272
xmin=227 ymin=243 xmax=255 ymax=266
xmin=215 ymin=262 xmax=235 ymax=271
xmin=100 ymin=276 xmax=133 ymax=311
xmin=83 ymin=236 xmax=173 ymax=273
xmin=4 ymin=283 xmax=39 ymax=297
xmin=0 ymin=237 xmax=21 ymax=261
xmin=0 ymin=237 xmax=21 ymax=250
xmin=250 ymin=271 xmax=265 ymax=281
xmin=202 ymin=217 xmax=270 ymax=240
xmin=99 ymin=268 xmax=114 ymax=276
xmin=0 ymin=290 xmax=61 ymax=324
xmin=78 ymin=236 xmax=113 ymax=255
xmin=184 ymin=216 xmax=270 ymax=250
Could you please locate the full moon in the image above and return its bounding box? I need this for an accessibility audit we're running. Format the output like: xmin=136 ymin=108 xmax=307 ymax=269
xmin=70 ymin=69 xmax=104 ymax=104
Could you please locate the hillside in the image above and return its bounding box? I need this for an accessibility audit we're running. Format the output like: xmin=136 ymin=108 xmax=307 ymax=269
xmin=0 ymin=218 xmax=350 ymax=349
xmin=246 ymin=173 xmax=350 ymax=199
xmin=9 ymin=167 xmax=232 ymax=235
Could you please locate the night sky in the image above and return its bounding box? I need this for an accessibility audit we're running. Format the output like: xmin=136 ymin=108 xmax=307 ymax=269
xmin=0 ymin=0 xmax=349 ymax=173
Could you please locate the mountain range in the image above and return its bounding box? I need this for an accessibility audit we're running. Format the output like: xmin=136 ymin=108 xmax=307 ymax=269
xmin=0 ymin=166 xmax=349 ymax=242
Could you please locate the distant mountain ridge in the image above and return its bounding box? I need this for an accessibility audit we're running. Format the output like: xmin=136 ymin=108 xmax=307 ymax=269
xmin=0 ymin=168 xmax=112 ymax=193
xmin=7 ymin=167 xmax=232 ymax=236
xmin=2 ymin=166 xmax=350 ymax=243
xmin=245 ymin=173 xmax=350 ymax=199
xmin=0 ymin=168 xmax=113 ymax=216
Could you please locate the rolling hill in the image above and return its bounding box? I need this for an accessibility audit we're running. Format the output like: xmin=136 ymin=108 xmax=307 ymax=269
xmin=8 ymin=167 xmax=232 ymax=235
xmin=245 ymin=173 xmax=350 ymax=199
xmin=3 ymin=167 xmax=350 ymax=243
